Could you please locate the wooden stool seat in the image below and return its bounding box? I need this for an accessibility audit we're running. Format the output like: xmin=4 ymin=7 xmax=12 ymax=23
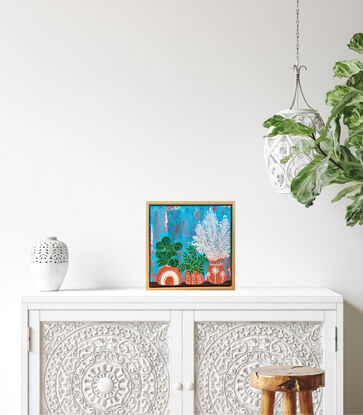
xmin=251 ymin=366 xmax=325 ymax=415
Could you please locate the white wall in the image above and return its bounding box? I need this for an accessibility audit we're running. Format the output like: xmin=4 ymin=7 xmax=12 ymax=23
xmin=0 ymin=0 xmax=362 ymax=412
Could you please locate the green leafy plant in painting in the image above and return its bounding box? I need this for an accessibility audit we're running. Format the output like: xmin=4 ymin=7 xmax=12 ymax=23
xmin=263 ymin=33 xmax=363 ymax=226
xmin=155 ymin=236 xmax=182 ymax=268
xmin=178 ymin=245 xmax=206 ymax=274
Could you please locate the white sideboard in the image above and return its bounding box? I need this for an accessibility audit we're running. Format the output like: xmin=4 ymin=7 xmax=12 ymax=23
xmin=21 ymin=288 xmax=343 ymax=415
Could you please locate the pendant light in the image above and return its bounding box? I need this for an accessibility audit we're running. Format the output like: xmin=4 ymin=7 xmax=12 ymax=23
xmin=264 ymin=0 xmax=323 ymax=193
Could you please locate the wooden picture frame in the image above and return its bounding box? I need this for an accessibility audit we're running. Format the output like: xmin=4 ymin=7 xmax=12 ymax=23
xmin=146 ymin=201 xmax=235 ymax=290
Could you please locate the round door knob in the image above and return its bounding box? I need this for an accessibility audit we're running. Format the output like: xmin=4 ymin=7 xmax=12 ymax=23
xmin=97 ymin=377 xmax=114 ymax=394
xmin=185 ymin=382 xmax=194 ymax=391
xmin=174 ymin=382 xmax=183 ymax=391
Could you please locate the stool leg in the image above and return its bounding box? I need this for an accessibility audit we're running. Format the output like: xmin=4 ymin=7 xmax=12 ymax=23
xmin=299 ymin=391 xmax=314 ymax=415
xmin=260 ymin=390 xmax=275 ymax=414
xmin=282 ymin=391 xmax=297 ymax=415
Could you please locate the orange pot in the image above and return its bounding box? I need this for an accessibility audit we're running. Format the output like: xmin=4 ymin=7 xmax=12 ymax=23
xmin=156 ymin=266 xmax=182 ymax=286
xmin=205 ymin=259 xmax=228 ymax=284
xmin=185 ymin=271 xmax=204 ymax=285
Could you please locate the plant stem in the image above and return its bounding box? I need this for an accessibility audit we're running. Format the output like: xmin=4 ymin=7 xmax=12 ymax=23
xmin=310 ymin=133 xmax=345 ymax=171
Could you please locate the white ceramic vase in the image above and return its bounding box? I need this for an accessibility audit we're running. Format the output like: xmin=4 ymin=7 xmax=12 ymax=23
xmin=30 ymin=237 xmax=69 ymax=291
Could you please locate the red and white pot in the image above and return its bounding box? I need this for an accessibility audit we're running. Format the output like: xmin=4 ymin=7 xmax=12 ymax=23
xmin=156 ymin=266 xmax=182 ymax=286
xmin=205 ymin=258 xmax=227 ymax=284
xmin=185 ymin=271 xmax=204 ymax=285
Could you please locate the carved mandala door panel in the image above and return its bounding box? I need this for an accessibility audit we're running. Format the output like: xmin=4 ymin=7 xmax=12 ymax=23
xmin=191 ymin=310 xmax=335 ymax=415
xmin=25 ymin=305 xmax=339 ymax=415
xmin=28 ymin=310 xmax=182 ymax=415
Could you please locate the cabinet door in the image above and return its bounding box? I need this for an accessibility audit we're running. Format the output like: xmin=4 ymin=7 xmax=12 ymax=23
xmin=184 ymin=309 xmax=336 ymax=415
xmin=27 ymin=309 xmax=182 ymax=415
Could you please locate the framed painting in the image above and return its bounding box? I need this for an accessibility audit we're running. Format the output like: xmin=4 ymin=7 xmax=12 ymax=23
xmin=146 ymin=201 xmax=235 ymax=290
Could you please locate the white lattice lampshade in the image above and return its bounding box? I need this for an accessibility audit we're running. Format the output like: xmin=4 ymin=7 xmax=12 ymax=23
xmin=264 ymin=108 xmax=323 ymax=193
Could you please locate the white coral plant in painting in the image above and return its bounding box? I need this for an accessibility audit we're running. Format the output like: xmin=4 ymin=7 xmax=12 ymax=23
xmin=192 ymin=209 xmax=231 ymax=262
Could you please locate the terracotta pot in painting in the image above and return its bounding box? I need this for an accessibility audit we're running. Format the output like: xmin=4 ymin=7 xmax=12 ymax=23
xmin=205 ymin=258 xmax=228 ymax=284
xmin=185 ymin=271 xmax=204 ymax=285
xmin=156 ymin=266 xmax=182 ymax=286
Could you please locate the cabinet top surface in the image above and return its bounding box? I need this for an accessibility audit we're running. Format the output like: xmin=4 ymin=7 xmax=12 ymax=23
xmin=22 ymin=287 xmax=343 ymax=303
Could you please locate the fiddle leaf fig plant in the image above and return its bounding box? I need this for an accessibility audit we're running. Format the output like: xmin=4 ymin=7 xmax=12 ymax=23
xmin=263 ymin=33 xmax=363 ymax=226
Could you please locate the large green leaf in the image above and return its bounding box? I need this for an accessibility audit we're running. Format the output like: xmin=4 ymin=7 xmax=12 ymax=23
xmin=348 ymin=33 xmax=363 ymax=54
xmin=347 ymin=71 xmax=363 ymax=91
xmin=263 ymin=115 xmax=314 ymax=138
xmin=346 ymin=194 xmax=363 ymax=226
xmin=332 ymin=184 xmax=361 ymax=203
xmin=346 ymin=124 xmax=363 ymax=149
xmin=339 ymin=145 xmax=359 ymax=164
xmin=343 ymin=103 xmax=363 ymax=130
xmin=318 ymin=90 xmax=363 ymax=145
xmin=341 ymin=161 xmax=363 ymax=181
xmin=325 ymin=85 xmax=361 ymax=107
xmin=333 ymin=60 xmax=363 ymax=78
xmin=291 ymin=156 xmax=343 ymax=207
xmin=317 ymin=143 xmax=353 ymax=184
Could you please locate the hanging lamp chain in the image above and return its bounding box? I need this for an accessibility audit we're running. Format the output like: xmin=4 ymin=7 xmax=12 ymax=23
xmin=289 ymin=0 xmax=314 ymax=110
xmin=296 ymin=0 xmax=300 ymax=67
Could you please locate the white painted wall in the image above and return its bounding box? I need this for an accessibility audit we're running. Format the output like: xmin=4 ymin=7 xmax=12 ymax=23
xmin=0 ymin=0 xmax=362 ymax=412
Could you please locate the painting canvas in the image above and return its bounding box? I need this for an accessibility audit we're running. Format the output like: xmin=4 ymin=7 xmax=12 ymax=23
xmin=146 ymin=202 xmax=234 ymax=290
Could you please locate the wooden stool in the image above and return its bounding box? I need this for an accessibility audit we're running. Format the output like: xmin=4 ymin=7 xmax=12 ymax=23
xmin=251 ymin=366 xmax=325 ymax=415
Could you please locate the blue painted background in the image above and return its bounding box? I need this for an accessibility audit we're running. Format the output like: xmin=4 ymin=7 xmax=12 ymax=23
xmin=149 ymin=204 xmax=232 ymax=282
